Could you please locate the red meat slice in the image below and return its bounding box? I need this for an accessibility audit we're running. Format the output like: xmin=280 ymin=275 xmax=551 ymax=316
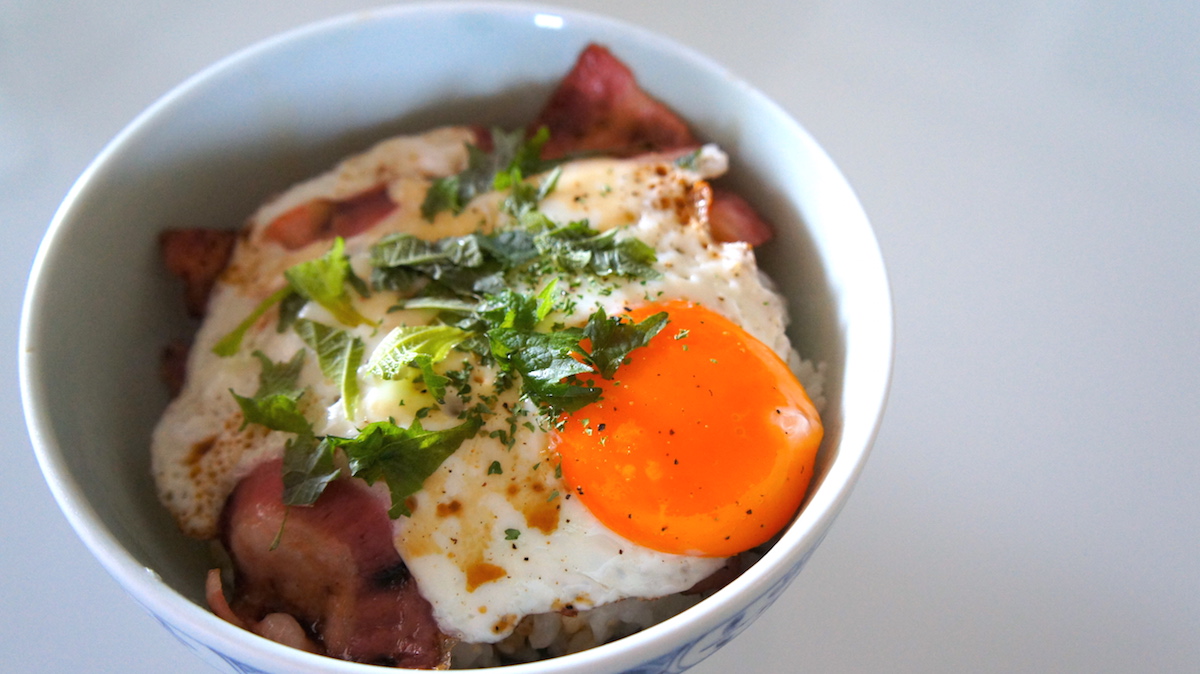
xmin=213 ymin=459 xmax=452 ymax=668
xmin=263 ymin=184 xmax=397 ymax=251
xmin=708 ymin=186 xmax=775 ymax=246
xmin=159 ymin=228 xmax=238 ymax=317
xmin=532 ymin=43 xmax=698 ymax=159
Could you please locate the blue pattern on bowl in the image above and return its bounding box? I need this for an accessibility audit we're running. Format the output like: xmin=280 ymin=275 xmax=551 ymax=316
xmin=623 ymin=539 xmax=821 ymax=673
xmin=150 ymin=610 xmax=270 ymax=674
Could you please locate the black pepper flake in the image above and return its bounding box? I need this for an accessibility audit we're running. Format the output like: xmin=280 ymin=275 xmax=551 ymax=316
xmin=597 ymin=423 xmax=606 ymax=432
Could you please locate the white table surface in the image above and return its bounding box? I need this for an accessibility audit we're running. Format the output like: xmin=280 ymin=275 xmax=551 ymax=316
xmin=4 ymin=1 xmax=1198 ymax=672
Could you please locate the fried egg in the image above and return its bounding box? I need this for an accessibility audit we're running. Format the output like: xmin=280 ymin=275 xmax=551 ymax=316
xmin=151 ymin=127 xmax=824 ymax=645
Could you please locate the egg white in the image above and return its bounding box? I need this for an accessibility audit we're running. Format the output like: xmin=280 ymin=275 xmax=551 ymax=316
xmin=151 ymin=127 xmax=806 ymax=644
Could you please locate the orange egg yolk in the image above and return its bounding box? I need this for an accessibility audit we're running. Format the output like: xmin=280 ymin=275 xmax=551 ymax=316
xmin=553 ymin=300 xmax=823 ymax=557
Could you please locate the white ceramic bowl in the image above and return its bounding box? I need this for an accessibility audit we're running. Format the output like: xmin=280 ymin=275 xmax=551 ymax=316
xmin=19 ymin=3 xmax=892 ymax=673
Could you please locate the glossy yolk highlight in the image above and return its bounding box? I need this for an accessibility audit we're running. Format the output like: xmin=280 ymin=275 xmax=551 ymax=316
xmin=554 ymin=301 xmax=823 ymax=557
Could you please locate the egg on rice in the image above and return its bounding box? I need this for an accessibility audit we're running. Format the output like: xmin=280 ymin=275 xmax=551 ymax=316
xmin=151 ymin=44 xmax=824 ymax=668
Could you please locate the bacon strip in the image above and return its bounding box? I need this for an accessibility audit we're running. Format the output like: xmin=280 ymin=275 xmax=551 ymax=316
xmin=264 ymin=184 xmax=397 ymax=251
xmin=159 ymin=228 xmax=238 ymax=317
xmin=708 ymin=186 xmax=774 ymax=246
xmin=532 ymin=43 xmax=698 ymax=159
xmin=207 ymin=569 xmax=323 ymax=653
xmin=217 ymin=460 xmax=452 ymax=668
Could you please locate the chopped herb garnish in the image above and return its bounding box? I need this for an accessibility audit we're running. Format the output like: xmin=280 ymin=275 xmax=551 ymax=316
xmin=488 ymin=460 xmax=503 ymax=475
xmin=293 ymin=319 xmax=365 ymax=419
xmin=500 ymin=165 xmax=562 ymax=220
xmin=212 ymin=287 xmax=293 ymax=356
xmin=580 ymin=307 xmax=668 ymax=379
xmin=230 ymin=350 xmax=311 ymax=436
xmin=532 ymin=219 xmax=658 ymax=279
xmin=216 ymin=239 xmax=378 ymax=357
xmin=231 ymin=354 xmax=483 ymax=519
xmin=276 ymin=289 xmax=308 ymax=333
xmin=491 ymin=326 xmax=600 ymax=413
xmin=281 ymin=433 xmax=338 ymax=508
xmin=370 ymin=221 xmax=655 ymax=311
xmin=420 ymin=127 xmax=560 ymax=221
xmin=398 ymin=296 xmax=480 ymax=315
xmin=505 ymin=528 xmax=521 ymax=540
xmin=325 ymin=415 xmax=484 ymax=518
xmin=365 ymin=325 xmax=470 ymax=403
xmin=284 ymin=237 xmax=373 ymax=327
xmin=371 ymin=232 xmax=484 ymax=270
xmin=674 ymin=148 xmax=703 ymax=171
xmin=482 ymin=284 xmax=600 ymax=414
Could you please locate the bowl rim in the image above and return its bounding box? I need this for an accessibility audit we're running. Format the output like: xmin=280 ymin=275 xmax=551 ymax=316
xmin=19 ymin=2 xmax=894 ymax=672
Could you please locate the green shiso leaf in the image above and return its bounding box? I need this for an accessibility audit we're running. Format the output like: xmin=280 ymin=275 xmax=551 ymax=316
xmin=582 ymin=308 xmax=669 ymax=380
xmin=365 ymin=325 xmax=471 ymax=403
xmin=330 ymin=416 xmax=485 ymax=518
xmin=230 ymin=350 xmax=312 ymax=436
xmin=284 ymin=237 xmax=373 ymax=327
xmin=281 ymin=433 xmax=339 ymax=507
xmin=420 ymin=127 xmax=560 ymax=221
xmin=212 ymin=287 xmax=293 ymax=357
xmin=293 ymin=319 xmax=365 ymax=419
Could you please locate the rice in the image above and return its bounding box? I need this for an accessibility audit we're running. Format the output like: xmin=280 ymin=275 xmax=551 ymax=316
xmin=448 ymin=593 xmax=707 ymax=668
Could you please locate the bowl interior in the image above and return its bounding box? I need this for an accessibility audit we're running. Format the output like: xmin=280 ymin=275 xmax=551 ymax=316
xmin=21 ymin=3 xmax=891 ymax=672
